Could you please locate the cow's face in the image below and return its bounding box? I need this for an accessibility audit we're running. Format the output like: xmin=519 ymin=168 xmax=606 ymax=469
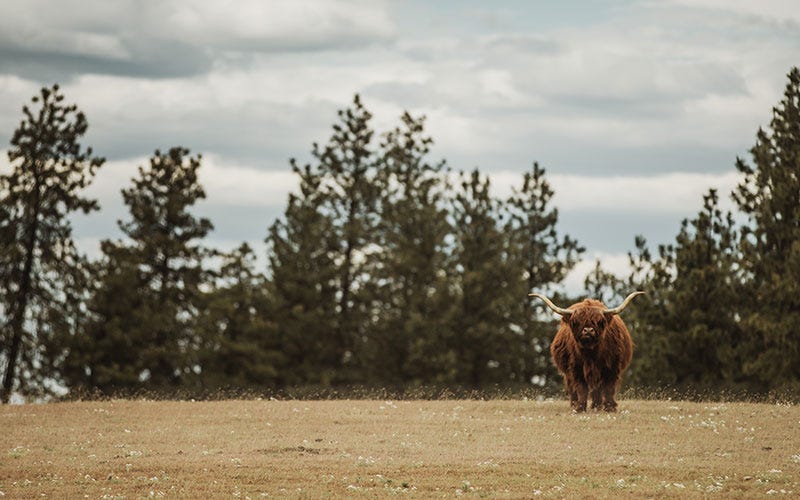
xmin=567 ymin=307 xmax=612 ymax=349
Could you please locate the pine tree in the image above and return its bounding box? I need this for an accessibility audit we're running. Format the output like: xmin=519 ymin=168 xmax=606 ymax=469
xmin=507 ymin=163 xmax=583 ymax=294
xmin=0 ymin=85 xmax=104 ymax=402
xmin=195 ymin=244 xmax=282 ymax=390
xmin=63 ymin=147 xmax=212 ymax=394
xmin=665 ymin=190 xmax=742 ymax=388
xmin=449 ymin=170 xmax=515 ymax=386
xmin=268 ymin=165 xmax=341 ymax=386
xmin=583 ymin=260 xmax=625 ymax=305
xmin=506 ymin=163 xmax=584 ymax=386
xmin=733 ymin=67 xmax=800 ymax=391
xmin=268 ymin=95 xmax=382 ymax=385
xmin=61 ymin=244 xmax=147 ymax=392
xmin=583 ymin=236 xmax=672 ymax=388
xmin=370 ymin=112 xmax=453 ymax=385
xmin=590 ymin=192 xmax=743 ymax=391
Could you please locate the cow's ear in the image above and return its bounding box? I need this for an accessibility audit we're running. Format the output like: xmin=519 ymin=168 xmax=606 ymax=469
xmin=603 ymin=312 xmax=615 ymax=324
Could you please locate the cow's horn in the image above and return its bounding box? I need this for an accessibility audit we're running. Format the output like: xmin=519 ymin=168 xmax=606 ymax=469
xmin=529 ymin=293 xmax=573 ymax=317
xmin=602 ymin=291 xmax=646 ymax=315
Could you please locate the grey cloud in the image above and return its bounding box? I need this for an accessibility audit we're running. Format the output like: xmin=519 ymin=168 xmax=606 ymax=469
xmin=546 ymin=94 xmax=682 ymax=119
xmin=398 ymin=32 xmax=559 ymax=64
xmin=364 ymin=81 xmax=443 ymax=110
xmin=537 ymin=142 xmax=740 ymax=176
xmin=479 ymin=33 xmax=561 ymax=55
xmin=195 ymin=204 xmax=282 ymax=242
xmin=0 ymin=41 xmax=213 ymax=81
xmin=559 ymin=210 xmax=691 ymax=254
xmin=0 ymin=0 xmax=396 ymax=80
xmin=72 ymin=186 xmax=285 ymax=251
xmin=73 ymin=183 xmax=699 ymax=257
xmin=512 ymin=61 xmax=749 ymax=120
xmin=362 ymin=76 xmax=742 ymax=176
xmin=439 ymin=137 xmax=738 ymax=178
xmin=5 ymin=0 xmax=795 ymax=263
xmin=83 ymin=99 xmax=340 ymax=166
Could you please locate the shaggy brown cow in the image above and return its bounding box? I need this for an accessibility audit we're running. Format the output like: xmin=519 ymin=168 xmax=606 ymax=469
xmin=529 ymin=291 xmax=645 ymax=412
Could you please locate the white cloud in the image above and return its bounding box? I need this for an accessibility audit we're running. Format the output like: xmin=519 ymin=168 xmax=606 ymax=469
xmin=550 ymin=171 xmax=742 ymax=214
xmin=79 ymin=153 xmax=296 ymax=209
xmin=666 ymin=0 xmax=800 ymax=24
xmin=0 ymin=0 xmax=397 ymax=81
xmin=563 ymin=252 xmax=633 ymax=296
xmin=488 ymin=170 xmax=742 ymax=214
xmin=1 ymin=1 xmax=797 ymax=258
xmin=0 ymin=0 xmax=395 ymax=57
xmin=199 ymin=155 xmax=297 ymax=208
xmin=164 ymin=0 xmax=396 ymax=50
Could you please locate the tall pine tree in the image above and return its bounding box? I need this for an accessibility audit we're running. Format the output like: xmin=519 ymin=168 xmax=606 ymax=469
xmin=665 ymin=190 xmax=742 ymax=389
xmin=0 ymin=85 xmax=104 ymax=402
xmin=268 ymin=95 xmax=382 ymax=385
xmin=195 ymin=244 xmax=282 ymax=391
xmin=449 ymin=170 xmax=516 ymax=386
xmin=733 ymin=67 xmax=800 ymax=391
xmin=63 ymin=147 xmax=212 ymax=394
xmin=268 ymin=169 xmax=340 ymax=386
xmin=370 ymin=112 xmax=453 ymax=385
xmin=506 ymin=163 xmax=584 ymax=386
xmin=588 ymin=193 xmax=743 ymax=392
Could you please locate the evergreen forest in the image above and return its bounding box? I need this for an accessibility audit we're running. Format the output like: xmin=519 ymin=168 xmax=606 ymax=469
xmin=1 ymin=68 xmax=799 ymax=403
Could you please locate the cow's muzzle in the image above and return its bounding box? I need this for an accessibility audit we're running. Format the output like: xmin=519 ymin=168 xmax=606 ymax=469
xmin=579 ymin=327 xmax=597 ymax=346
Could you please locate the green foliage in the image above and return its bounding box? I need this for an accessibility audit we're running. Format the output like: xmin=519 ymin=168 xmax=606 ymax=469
xmin=63 ymin=147 xmax=212 ymax=394
xmin=506 ymin=163 xmax=583 ymax=291
xmin=13 ymin=68 xmax=800 ymax=398
xmin=268 ymin=183 xmax=340 ymax=386
xmin=588 ymin=67 xmax=800 ymax=394
xmin=268 ymin=95 xmax=382 ymax=385
xmin=449 ymin=170 xmax=517 ymax=385
xmin=732 ymin=66 xmax=800 ymax=391
xmin=370 ymin=112 xmax=454 ymax=385
xmin=506 ymin=163 xmax=584 ymax=386
xmin=0 ymin=85 xmax=104 ymax=402
xmin=195 ymin=244 xmax=282 ymax=389
xmin=267 ymin=99 xmax=579 ymax=390
xmin=609 ymin=192 xmax=743 ymax=390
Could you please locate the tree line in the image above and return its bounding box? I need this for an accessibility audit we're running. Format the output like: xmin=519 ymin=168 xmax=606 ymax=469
xmin=1 ymin=67 xmax=798 ymax=402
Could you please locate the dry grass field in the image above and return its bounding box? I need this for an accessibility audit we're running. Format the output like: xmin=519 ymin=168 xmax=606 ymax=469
xmin=2 ymin=398 xmax=799 ymax=498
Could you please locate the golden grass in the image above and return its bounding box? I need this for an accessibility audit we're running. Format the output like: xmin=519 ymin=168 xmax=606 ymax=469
xmin=1 ymin=398 xmax=799 ymax=498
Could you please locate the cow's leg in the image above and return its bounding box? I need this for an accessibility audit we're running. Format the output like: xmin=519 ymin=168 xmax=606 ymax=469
xmin=569 ymin=390 xmax=579 ymax=410
xmin=601 ymin=381 xmax=619 ymax=412
xmin=590 ymin=387 xmax=603 ymax=410
xmin=574 ymin=383 xmax=589 ymax=412
xmin=564 ymin=378 xmax=579 ymax=410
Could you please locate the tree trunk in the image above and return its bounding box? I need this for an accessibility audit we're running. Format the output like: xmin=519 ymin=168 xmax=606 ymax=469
xmin=1 ymin=183 xmax=40 ymax=403
xmin=1 ymin=293 xmax=30 ymax=403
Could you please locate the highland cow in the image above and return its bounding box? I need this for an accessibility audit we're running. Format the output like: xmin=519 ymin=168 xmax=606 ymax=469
xmin=529 ymin=292 xmax=645 ymax=412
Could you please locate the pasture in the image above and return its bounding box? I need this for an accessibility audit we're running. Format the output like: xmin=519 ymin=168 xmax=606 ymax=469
xmin=2 ymin=399 xmax=798 ymax=498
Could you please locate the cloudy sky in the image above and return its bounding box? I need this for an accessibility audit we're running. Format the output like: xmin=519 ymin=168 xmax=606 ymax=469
xmin=1 ymin=0 xmax=798 ymax=291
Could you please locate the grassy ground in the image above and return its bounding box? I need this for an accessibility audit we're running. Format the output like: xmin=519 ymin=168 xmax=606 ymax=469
xmin=1 ymin=398 xmax=798 ymax=498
